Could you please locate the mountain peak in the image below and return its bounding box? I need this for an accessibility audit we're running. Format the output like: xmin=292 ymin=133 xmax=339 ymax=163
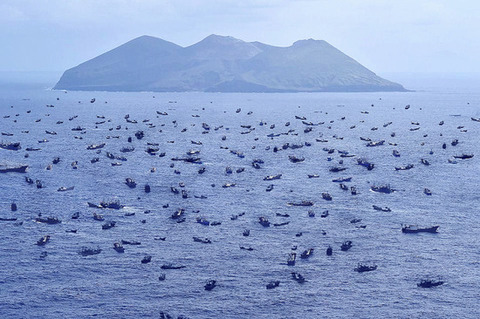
xmin=54 ymin=35 xmax=406 ymax=92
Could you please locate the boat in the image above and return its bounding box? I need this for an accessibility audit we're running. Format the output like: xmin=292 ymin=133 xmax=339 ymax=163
xmin=35 ymin=217 xmax=61 ymax=224
xmin=300 ymin=248 xmax=314 ymax=259
xmin=288 ymin=155 xmax=305 ymax=163
xmin=0 ymin=142 xmax=21 ymax=150
xmin=372 ymin=205 xmax=391 ymax=212
xmin=322 ymin=193 xmax=332 ymax=201
xmin=113 ymin=242 xmax=125 ymax=253
xmin=193 ymin=236 xmax=211 ymax=244
xmin=171 ymin=208 xmax=184 ymax=219
xmin=326 ymin=246 xmax=333 ymax=256
xmin=125 ymin=178 xmax=137 ymax=188
xmin=420 ymin=158 xmax=430 ymax=165
xmin=291 ymin=272 xmax=306 ymax=283
xmin=102 ymin=221 xmax=116 ymax=230
xmin=0 ymin=217 xmax=17 ymax=221
xmin=392 ymin=150 xmax=400 ymax=157
xmin=417 ymin=279 xmax=444 ymax=288
xmin=87 ymin=143 xmax=105 ymax=150
xmin=57 ymin=186 xmax=74 ymax=192
xmin=354 ymin=263 xmax=377 ymax=273
xmin=79 ymin=247 xmax=102 ymax=256
xmin=141 ymin=255 xmax=152 ymax=264
xmin=341 ymin=241 xmax=353 ymax=251
xmin=453 ymin=153 xmax=474 ymax=159
xmin=0 ymin=164 xmax=28 ymax=173
xmin=339 ymin=183 xmax=348 ymax=191
xmin=471 ymin=117 xmax=480 ymax=122
xmin=287 ymin=252 xmax=296 ymax=265
xmin=93 ymin=213 xmax=104 ymax=221
xmin=357 ymin=158 xmax=375 ymax=170
xmin=161 ymin=264 xmax=186 ymax=270
xmin=370 ymin=185 xmax=394 ymax=194
xmin=395 ymin=164 xmax=414 ymax=171
xmin=196 ymin=217 xmax=210 ymax=226
xmin=366 ymin=140 xmax=385 ymax=147
xmin=402 ymin=225 xmax=439 ymax=233
xmin=287 ymin=201 xmax=314 ymax=207
xmin=204 ymin=280 xmax=217 ymax=291
xmin=36 ymin=235 xmax=50 ymax=246
xmin=259 ymin=217 xmax=270 ymax=227
xmin=329 ymin=167 xmax=347 ymax=172
xmin=424 ymin=188 xmax=432 ymax=195
xmin=273 ymin=222 xmax=289 ymax=227
xmin=266 ymin=281 xmax=280 ymax=289
xmin=332 ymin=177 xmax=352 ymax=183
xmin=264 ymin=174 xmax=282 ymax=181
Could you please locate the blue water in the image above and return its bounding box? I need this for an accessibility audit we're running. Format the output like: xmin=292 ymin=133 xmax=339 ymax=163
xmin=1 ymin=85 xmax=480 ymax=318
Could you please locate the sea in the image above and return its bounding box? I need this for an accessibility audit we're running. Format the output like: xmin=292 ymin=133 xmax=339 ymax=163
xmin=0 ymin=74 xmax=480 ymax=319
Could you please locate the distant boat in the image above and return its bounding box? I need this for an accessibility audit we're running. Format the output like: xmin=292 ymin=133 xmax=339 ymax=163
xmin=0 ymin=142 xmax=21 ymax=150
xmin=354 ymin=263 xmax=377 ymax=273
xmin=417 ymin=279 xmax=444 ymax=288
xmin=0 ymin=164 xmax=28 ymax=173
xmin=402 ymin=225 xmax=439 ymax=233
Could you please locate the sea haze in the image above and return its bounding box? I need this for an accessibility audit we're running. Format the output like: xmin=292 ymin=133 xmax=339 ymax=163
xmin=0 ymin=86 xmax=480 ymax=318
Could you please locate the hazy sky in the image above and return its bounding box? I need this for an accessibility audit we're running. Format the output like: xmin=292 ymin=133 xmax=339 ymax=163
xmin=1 ymin=0 xmax=478 ymax=75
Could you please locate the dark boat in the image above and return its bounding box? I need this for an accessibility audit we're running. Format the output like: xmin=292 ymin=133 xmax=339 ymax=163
xmin=171 ymin=208 xmax=184 ymax=219
xmin=300 ymin=248 xmax=314 ymax=259
xmin=354 ymin=263 xmax=377 ymax=273
xmin=193 ymin=236 xmax=211 ymax=244
xmin=392 ymin=150 xmax=400 ymax=157
xmin=57 ymin=186 xmax=74 ymax=192
xmin=332 ymin=177 xmax=352 ymax=183
xmin=36 ymin=235 xmax=50 ymax=246
xmin=0 ymin=164 xmax=28 ymax=173
xmin=141 ymin=255 xmax=152 ymax=264
xmin=243 ymin=229 xmax=250 ymax=236
xmin=424 ymin=188 xmax=432 ymax=195
xmin=357 ymin=158 xmax=375 ymax=170
xmin=370 ymin=185 xmax=394 ymax=194
xmin=266 ymin=281 xmax=280 ymax=289
xmin=329 ymin=167 xmax=347 ymax=172
xmin=0 ymin=142 xmax=21 ymax=150
xmin=125 ymin=178 xmax=137 ymax=188
xmin=291 ymin=272 xmax=306 ymax=283
xmin=453 ymin=153 xmax=474 ymax=159
xmin=161 ymin=264 xmax=186 ymax=270
xmin=273 ymin=222 xmax=289 ymax=227
xmin=71 ymin=212 xmax=80 ymax=219
xmin=288 ymin=155 xmax=305 ymax=163
xmin=113 ymin=242 xmax=125 ymax=253
xmin=395 ymin=164 xmax=414 ymax=171
xmin=79 ymin=247 xmax=102 ymax=256
xmin=204 ymin=280 xmax=217 ymax=291
xmin=35 ymin=217 xmax=61 ymax=224
xmin=287 ymin=201 xmax=314 ymax=207
xmin=322 ymin=193 xmax=332 ymax=201
xmin=326 ymin=246 xmax=333 ymax=256
xmin=402 ymin=225 xmax=439 ymax=233
xmin=86 ymin=143 xmax=105 ymax=150
xmin=341 ymin=241 xmax=353 ymax=251
xmin=144 ymin=184 xmax=151 ymax=193
xmin=366 ymin=140 xmax=385 ymax=147
xmin=420 ymin=158 xmax=430 ymax=165
xmin=264 ymin=174 xmax=282 ymax=181
xmin=196 ymin=217 xmax=210 ymax=226
xmin=259 ymin=217 xmax=270 ymax=227
xmin=417 ymin=279 xmax=444 ymax=288
xmin=102 ymin=221 xmax=116 ymax=230
xmin=0 ymin=217 xmax=17 ymax=221
xmin=93 ymin=213 xmax=104 ymax=221
xmin=372 ymin=205 xmax=391 ymax=212
xmin=287 ymin=252 xmax=296 ymax=266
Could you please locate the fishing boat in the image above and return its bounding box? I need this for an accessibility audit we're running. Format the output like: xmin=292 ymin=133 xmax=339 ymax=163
xmin=354 ymin=263 xmax=377 ymax=273
xmin=0 ymin=164 xmax=28 ymax=173
xmin=402 ymin=225 xmax=439 ymax=233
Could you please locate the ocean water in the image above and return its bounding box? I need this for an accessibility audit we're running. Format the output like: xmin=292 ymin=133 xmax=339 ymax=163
xmin=0 ymin=84 xmax=480 ymax=319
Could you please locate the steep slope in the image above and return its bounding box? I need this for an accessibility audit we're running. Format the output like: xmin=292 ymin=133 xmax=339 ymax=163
xmin=54 ymin=35 xmax=406 ymax=92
